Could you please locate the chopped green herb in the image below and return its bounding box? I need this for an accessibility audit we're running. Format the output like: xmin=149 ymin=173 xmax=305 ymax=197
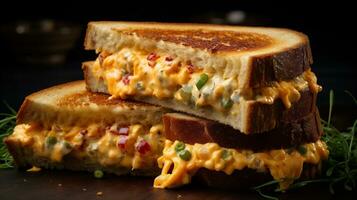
xmin=175 ymin=142 xmax=186 ymax=152
xmin=135 ymin=82 xmax=144 ymax=90
xmin=179 ymin=85 xmax=192 ymax=102
xmin=196 ymin=73 xmax=209 ymax=90
xmin=221 ymin=149 xmax=232 ymax=160
xmin=178 ymin=149 xmax=192 ymax=161
xmin=63 ymin=141 xmax=72 ymax=150
xmin=221 ymin=98 xmax=233 ymax=109
xmin=297 ymin=145 xmax=307 ymax=155
xmin=94 ymin=169 xmax=104 ymax=178
xmin=46 ymin=136 xmax=57 ymax=147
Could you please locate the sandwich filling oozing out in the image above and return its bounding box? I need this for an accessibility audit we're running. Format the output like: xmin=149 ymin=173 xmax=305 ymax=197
xmin=154 ymin=140 xmax=329 ymax=190
xmin=91 ymin=48 xmax=321 ymax=113
xmin=8 ymin=122 xmax=164 ymax=171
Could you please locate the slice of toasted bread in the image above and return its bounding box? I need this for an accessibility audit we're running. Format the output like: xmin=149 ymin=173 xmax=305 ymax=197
xmin=84 ymin=21 xmax=312 ymax=88
xmin=17 ymin=81 xmax=168 ymax=127
xmin=162 ymin=110 xmax=322 ymax=151
xmin=83 ymin=62 xmax=317 ymax=133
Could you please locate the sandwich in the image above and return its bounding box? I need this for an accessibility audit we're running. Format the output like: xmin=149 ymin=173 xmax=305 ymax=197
xmin=83 ymin=21 xmax=321 ymax=133
xmin=82 ymin=21 xmax=328 ymax=190
xmin=4 ymin=81 xmax=168 ymax=176
xmin=4 ymin=21 xmax=328 ymax=192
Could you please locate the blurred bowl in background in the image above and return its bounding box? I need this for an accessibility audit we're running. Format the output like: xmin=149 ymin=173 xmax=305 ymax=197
xmin=0 ymin=19 xmax=81 ymax=66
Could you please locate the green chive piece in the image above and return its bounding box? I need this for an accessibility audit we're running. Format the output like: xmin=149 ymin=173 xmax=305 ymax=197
xmin=221 ymin=98 xmax=233 ymax=109
xmin=46 ymin=136 xmax=57 ymax=146
xmin=178 ymin=149 xmax=192 ymax=161
xmin=196 ymin=73 xmax=209 ymax=90
xmin=297 ymin=145 xmax=307 ymax=155
xmin=175 ymin=142 xmax=186 ymax=152
xmin=221 ymin=149 xmax=231 ymax=160
xmin=94 ymin=169 xmax=104 ymax=178
xmin=63 ymin=141 xmax=72 ymax=150
xmin=179 ymin=85 xmax=192 ymax=101
xmin=136 ymin=82 xmax=144 ymax=90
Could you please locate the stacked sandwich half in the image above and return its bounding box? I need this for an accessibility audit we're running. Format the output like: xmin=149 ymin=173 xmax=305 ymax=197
xmin=5 ymin=21 xmax=329 ymax=190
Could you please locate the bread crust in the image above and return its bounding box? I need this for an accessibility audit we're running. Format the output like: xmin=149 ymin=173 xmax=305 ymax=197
xmin=163 ymin=110 xmax=322 ymax=151
xmin=84 ymin=21 xmax=313 ymax=88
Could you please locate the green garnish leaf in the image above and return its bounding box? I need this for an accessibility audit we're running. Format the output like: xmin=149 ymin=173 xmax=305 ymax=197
xmin=0 ymin=103 xmax=16 ymax=169
xmin=196 ymin=73 xmax=209 ymax=90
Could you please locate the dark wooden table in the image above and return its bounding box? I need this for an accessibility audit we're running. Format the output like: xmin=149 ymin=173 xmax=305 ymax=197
xmin=0 ymin=169 xmax=354 ymax=200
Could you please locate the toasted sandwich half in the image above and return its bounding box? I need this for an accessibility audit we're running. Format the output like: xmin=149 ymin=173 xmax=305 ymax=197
xmin=4 ymin=81 xmax=168 ymax=176
xmin=154 ymin=112 xmax=329 ymax=190
xmin=83 ymin=21 xmax=321 ymax=133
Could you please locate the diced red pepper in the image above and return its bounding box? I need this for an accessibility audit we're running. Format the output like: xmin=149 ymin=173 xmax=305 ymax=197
xmin=147 ymin=52 xmax=159 ymax=61
xmin=165 ymin=56 xmax=173 ymax=62
xmin=122 ymin=74 xmax=130 ymax=85
xmin=117 ymin=135 xmax=128 ymax=150
xmin=136 ymin=139 xmax=151 ymax=155
xmin=147 ymin=53 xmax=159 ymax=68
xmin=186 ymin=64 xmax=195 ymax=74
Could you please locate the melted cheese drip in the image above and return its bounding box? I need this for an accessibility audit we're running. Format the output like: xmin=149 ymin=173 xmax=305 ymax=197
xmin=9 ymin=123 xmax=164 ymax=171
xmin=92 ymin=49 xmax=321 ymax=111
xmin=154 ymin=140 xmax=329 ymax=189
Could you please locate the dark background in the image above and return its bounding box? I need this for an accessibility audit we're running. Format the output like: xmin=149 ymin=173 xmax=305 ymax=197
xmin=0 ymin=0 xmax=356 ymax=126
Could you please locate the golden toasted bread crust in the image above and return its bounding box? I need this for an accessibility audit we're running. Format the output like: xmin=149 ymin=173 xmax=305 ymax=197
xmin=16 ymin=81 xmax=167 ymax=126
xmin=16 ymin=81 xmax=85 ymax=124
xmin=124 ymin=29 xmax=273 ymax=53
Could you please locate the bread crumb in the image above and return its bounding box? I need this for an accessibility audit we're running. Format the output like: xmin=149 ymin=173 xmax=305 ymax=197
xmin=58 ymin=184 xmax=62 ymax=187
xmin=82 ymin=188 xmax=87 ymax=191
xmin=23 ymin=179 xmax=27 ymax=182
xmin=27 ymin=166 xmax=41 ymax=172
xmin=177 ymin=194 xmax=182 ymax=198
xmin=96 ymin=191 xmax=103 ymax=196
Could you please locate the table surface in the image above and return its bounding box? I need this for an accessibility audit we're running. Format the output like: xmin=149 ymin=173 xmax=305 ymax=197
xmin=0 ymin=169 xmax=354 ymax=200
